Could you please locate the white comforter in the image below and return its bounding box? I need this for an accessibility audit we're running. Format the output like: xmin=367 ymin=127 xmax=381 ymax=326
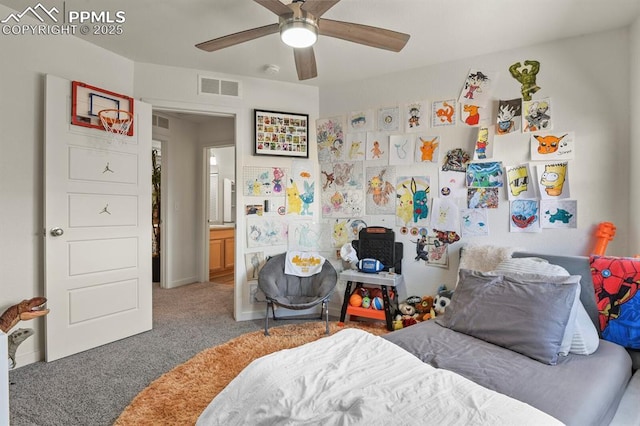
xmin=197 ymin=328 xmax=563 ymax=426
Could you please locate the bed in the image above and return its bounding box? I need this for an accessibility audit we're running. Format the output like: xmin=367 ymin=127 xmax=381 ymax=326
xmin=197 ymin=251 xmax=634 ymax=425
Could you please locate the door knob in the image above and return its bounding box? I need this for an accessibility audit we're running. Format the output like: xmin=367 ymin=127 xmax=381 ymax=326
xmin=50 ymin=227 xmax=64 ymax=237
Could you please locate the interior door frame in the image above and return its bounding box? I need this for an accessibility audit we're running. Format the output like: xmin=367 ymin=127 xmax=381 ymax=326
xmin=142 ymin=98 xmax=240 ymax=318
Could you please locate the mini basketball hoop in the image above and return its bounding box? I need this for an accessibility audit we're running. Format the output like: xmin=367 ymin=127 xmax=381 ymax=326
xmin=98 ymin=109 xmax=133 ymax=143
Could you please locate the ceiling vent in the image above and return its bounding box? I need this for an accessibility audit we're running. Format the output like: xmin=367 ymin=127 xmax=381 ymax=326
xmin=198 ymin=75 xmax=241 ymax=98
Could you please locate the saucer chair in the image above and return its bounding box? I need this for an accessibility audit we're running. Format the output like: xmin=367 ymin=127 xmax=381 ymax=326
xmin=258 ymin=253 xmax=337 ymax=336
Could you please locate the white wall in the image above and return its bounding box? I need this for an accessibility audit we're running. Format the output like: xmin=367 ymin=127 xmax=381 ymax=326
xmin=0 ymin=4 xmax=135 ymax=367
xmin=320 ymin=28 xmax=631 ymax=298
xmin=630 ymin=17 xmax=640 ymax=256
xmin=134 ymin=62 xmax=320 ymax=320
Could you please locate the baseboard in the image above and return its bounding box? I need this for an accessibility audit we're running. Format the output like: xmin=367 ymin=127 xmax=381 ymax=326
xmin=166 ymin=276 xmax=199 ymax=289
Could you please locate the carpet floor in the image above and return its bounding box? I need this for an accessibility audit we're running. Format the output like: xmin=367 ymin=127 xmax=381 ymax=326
xmin=114 ymin=321 xmax=389 ymax=425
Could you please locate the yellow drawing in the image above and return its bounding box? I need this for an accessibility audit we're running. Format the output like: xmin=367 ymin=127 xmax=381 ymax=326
xmin=396 ymin=183 xmax=414 ymax=225
xmin=286 ymin=179 xmax=302 ymax=214
xmin=349 ymin=140 xmax=364 ymax=159
xmin=333 ymin=220 xmax=349 ymax=247
xmin=252 ymin=180 xmax=261 ymax=196
xmin=540 ymin=163 xmax=566 ymax=196
xmin=508 ymin=166 xmax=529 ymax=196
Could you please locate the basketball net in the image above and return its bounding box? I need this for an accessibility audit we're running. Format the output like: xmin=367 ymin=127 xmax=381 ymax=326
xmin=99 ymin=109 xmax=133 ymax=144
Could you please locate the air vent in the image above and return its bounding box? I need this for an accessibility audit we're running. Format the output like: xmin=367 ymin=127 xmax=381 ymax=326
xmin=152 ymin=114 xmax=170 ymax=130
xmin=198 ymin=75 xmax=241 ymax=98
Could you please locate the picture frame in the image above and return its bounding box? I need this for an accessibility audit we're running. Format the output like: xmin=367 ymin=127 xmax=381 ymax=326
xmin=71 ymin=81 xmax=135 ymax=136
xmin=254 ymin=109 xmax=308 ymax=158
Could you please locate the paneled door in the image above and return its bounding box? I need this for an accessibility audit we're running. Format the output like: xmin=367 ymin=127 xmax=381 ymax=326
xmin=44 ymin=74 xmax=152 ymax=361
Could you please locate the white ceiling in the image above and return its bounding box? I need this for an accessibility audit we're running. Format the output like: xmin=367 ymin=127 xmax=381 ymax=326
xmin=2 ymin=0 xmax=640 ymax=87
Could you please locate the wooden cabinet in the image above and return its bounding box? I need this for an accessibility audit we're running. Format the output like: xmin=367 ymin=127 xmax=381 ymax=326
xmin=209 ymin=228 xmax=234 ymax=280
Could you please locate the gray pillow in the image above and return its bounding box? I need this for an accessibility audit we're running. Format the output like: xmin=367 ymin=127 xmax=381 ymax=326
xmin=436 ymin=269 xmax=580 ymax=365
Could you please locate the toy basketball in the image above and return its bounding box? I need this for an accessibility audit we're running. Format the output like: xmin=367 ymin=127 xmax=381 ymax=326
xmin=361 ymin=296 xmax=371 ymax=309
xmin=371 ymin=296 xmax=383 ymax=310
xmin=349 ymin=293 xmax=363 ymax=307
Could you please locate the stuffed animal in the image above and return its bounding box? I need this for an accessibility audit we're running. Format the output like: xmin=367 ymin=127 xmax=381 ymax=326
xmin=397 ymin=302 xmax=416 ymax=316
xmin=414 ymin=296 xmax=434 ymax=321
xmin=433 ymin=285 xmax=454 ymax=316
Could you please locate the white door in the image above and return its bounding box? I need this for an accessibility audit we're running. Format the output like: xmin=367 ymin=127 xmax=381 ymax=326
xmin=44 ymin=74 xmax=152 ymax=361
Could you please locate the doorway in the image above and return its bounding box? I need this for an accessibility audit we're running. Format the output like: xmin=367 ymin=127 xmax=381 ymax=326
xmin=150 ymin=108 xmax=236 ymax=291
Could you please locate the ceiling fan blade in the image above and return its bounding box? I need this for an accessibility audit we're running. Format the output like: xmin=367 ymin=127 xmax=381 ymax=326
xmin=319 ymin=19 xmax=410 ymax=52
xmin=196 ymin=23 xmax=280 ymax=52
xmin=301 ymin=0 xmax=340 ymax=18
xmin=254 ymin=0 xmax=292 ymax=16
xmin=294 ymin=47 xmax=318 ymax=80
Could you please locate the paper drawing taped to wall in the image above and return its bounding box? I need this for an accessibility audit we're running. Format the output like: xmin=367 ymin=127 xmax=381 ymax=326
xmin=523 ymin=98 xmax=553 ymax=133
xmin=396 ymin=176 xmax=430 ymax=227
xmin=321 ymin=190 xmax=364 ymax=218
xmin=366 ymin=166 xmax=396 ymax=214
xmin=320 ymin=161 xmax=363 ymax=192
xmin=467 ymin=188 xmax=499 ymax=209
xmin=245 ymin=251 xmax=265 ymax=281
xmin=536 ymin=161 xmax=570 ymax=199
xmin=510 ymin=199 xmax=541 ymax=233
xmin=316 ymin=116 xmax=345 ymax=163
xmin=288 ymin=220 xmax=326 ymax=251
xmin=439 ymin=170 xmax=467 ymax=199
xmin=460 ymin=208 xmax=489 ymax=237
xmin=530 ymin=132 xmax=574 ymax=161
xmin=495 ymin=98 xmax=522 ymax=135
xmin=505 ymin=163 xmax=537 ymax=200
xmin=430 ymin=197 xmax=460 ymax=233
xmin=366 ymin=132 xmax=389 ymax=162
xmin=473 ymin=126 xmax=494 ymax=160
xmin=286 ymin=160 xmax=315 ymax=216
xmin=541 ymin=199 xmax=577 ymax=229
xmin=346 ymin=133 xmax=366 ymax=161
xmin=246 ymin=217 xmax=288 ymax=248
xmin=348 ymin=109 xmax=374 ymax=132
xmin=389 ymin=135 xmax=414 ymax=165
xmin=465 ymin=162 xmax=504 ymax=188
xmin=404 ymin=100 xmax=429 ymax=132
xmin=414 ymin=135 xmax=440 ymax=163
xmin=377 ymin=106 xmax=400 ymax=132
xmin=458 ymin=69 xmax=496 ymax=106
xmin=243 ymin=166 xmax=288 ymax=196
xmin=432 ymin=99 xmax=456 ymax=127
xmin=460 ymin=104 xmax=483 ymax=127
xmin=509 ymin=60 xmax=541 ymax=101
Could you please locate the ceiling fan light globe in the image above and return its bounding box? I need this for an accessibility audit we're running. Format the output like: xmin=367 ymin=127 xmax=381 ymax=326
xmin=280 ymin=22 xmax=317 ymax=48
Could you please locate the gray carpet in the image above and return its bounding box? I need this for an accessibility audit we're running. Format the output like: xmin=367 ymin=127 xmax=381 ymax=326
xmin=9 ymin=282 xmax=264 ymax=426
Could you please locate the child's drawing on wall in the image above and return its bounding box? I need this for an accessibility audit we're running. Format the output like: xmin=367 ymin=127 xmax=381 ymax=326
xmin=541 ymin=199 xmax=577 ymax=229
xmin=366 ymin=132 xmax=389 ymax=162
xmin=432 ymin=99 xmax=456 ymax=127
xmin=316 ymin=116 xmax=345 ymax=163
xmin=246 ymin=217 xmax=288 ymax=248
xmin=404 ymin=100 xmax=429 ymax=132
xmin=288 ymin=221 xmax=325 ymax=251
xmin=320 ymin=161 xmax=363 ymax=191
xmin=331 ymin=219 xmax=354 ymax=248
xmin=377 ymin=106 xmax=400 ymax=132
xmin=346 ymin=133 xmax=366 ymax=161
xmin=510 ymin=199 xmax=541 ymax=233
xmin=523 ymin=98 xmax=552 ymax=132
xmin=430 ymin=197 xmax=460 ymax=233
xmin=509 ymin=60 xmax=541 ymax=101
xmin=460 ymin=208 xmax=489 ymax=237
xmin=287 ymin=161 xmax=315 ymax=216
xmin=442 ymin=148 xmax=470 ymax=172
xmin=389 ymin=135 xmax=414 ymax=165
xmin=467 ymin=188 xmax=499 ymax=209
xmin=465 ymin=162 xmax=504 ymax=188
xmin=414 ymin=135 xmax=440 ymax=163
xmin=439 ymin=170 xmax=467 ymax=199
xmin=473 ymin=126 xmax=494 ymax=160
xmin=495 ymin=98 xmax=521 ymax=135
xmin=321 ymin=190 xmax=363 ymax=218
xmin=461 ymin=104 xmax=483 ymax=127
xmin=366 ymin=166 xmax=396 ymax=214
xmin=348 ymin=109 xmax=374 ymax=132
xmin=396 ymin=176 xmax=430 ymax=227
xmin=536 ymin=161 xmax=570 ymax=199
xmin=530 ymin=132 xmax=574 ymax=161
xmin=245 ymin=252 xmax=265 ymax=280
xmin=458 ymin=69 xmax=495 ymax=106
xmin=505 ymin=163 xmax=537 ymax=200
xmin=243 ymin=166 xmax=288 ymax=196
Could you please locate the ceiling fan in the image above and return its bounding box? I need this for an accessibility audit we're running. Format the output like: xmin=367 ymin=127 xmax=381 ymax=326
xmin=195 ymin=0 xmax=410 ymax=81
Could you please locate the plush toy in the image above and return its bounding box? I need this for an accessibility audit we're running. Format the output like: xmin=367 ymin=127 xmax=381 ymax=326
xmin=397 ymin=302 xmax=416 ymax=316
xmin=433 ymin=285 xmax=454 ymax=316
xmin=415 ymin=296 xmax=434 ymax=321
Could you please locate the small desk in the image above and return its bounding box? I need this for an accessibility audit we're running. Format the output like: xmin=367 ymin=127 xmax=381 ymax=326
xmin=338 ymin=270 xmax=406 ymax=331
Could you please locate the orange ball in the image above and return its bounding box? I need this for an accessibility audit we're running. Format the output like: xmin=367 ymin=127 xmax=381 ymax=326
xmin=349 ymin=293 xmax=363 ymax=307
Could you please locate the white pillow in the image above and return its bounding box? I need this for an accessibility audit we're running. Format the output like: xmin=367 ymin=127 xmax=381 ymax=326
xmin=494 ymin=257 xmax=599 ymax=356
